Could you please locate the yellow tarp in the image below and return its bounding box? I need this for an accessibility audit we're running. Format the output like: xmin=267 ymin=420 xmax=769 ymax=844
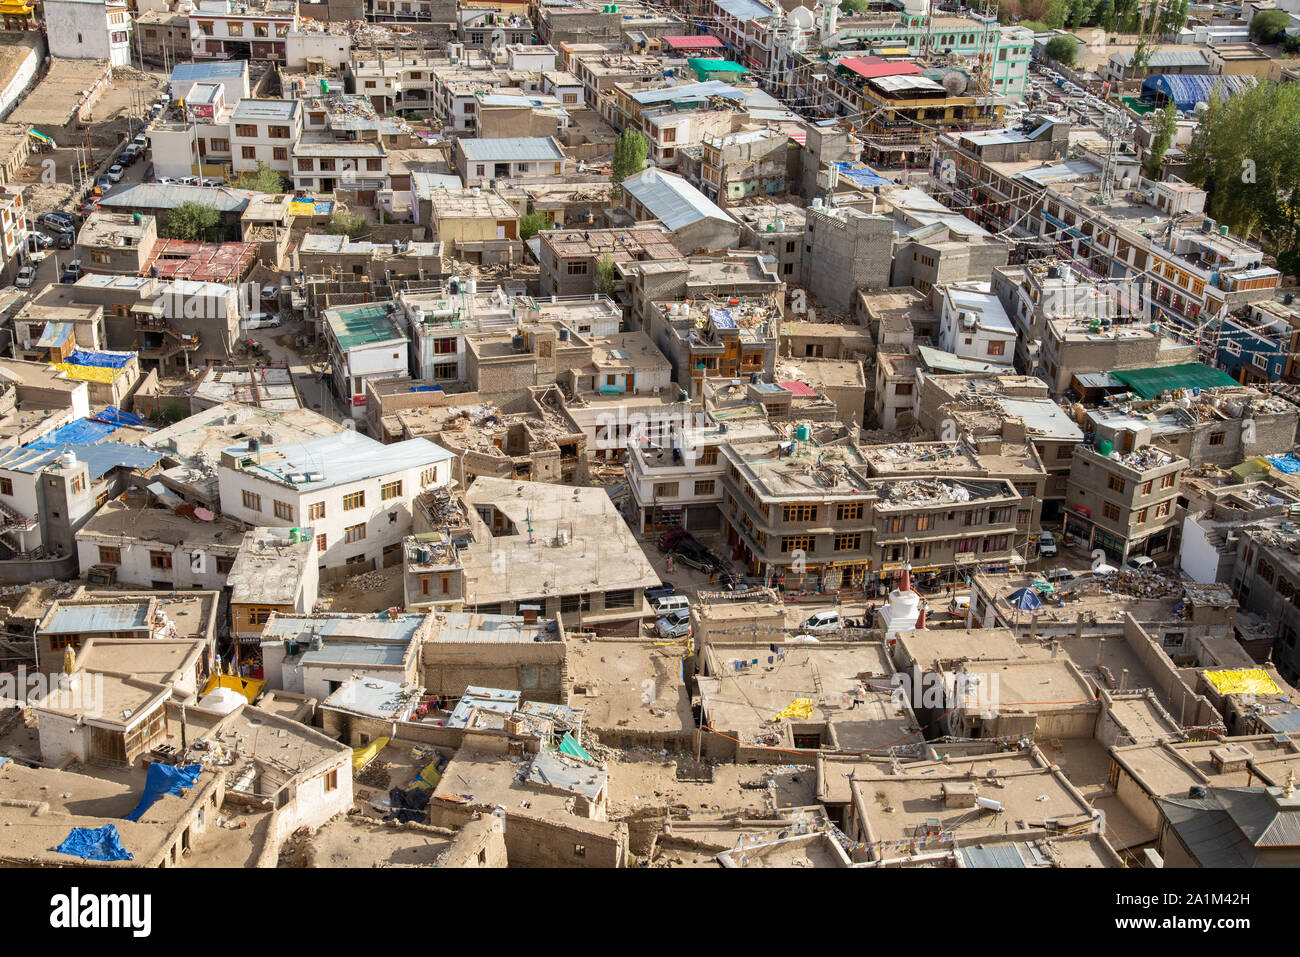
xmin=408 ymin=761 xmax=441 ymax=790
xmin=352 ymin=736 xmax=389 ymax=772
xmin=200 ymin=672 xmax=264 ymax=703
xmin=54 ymin=362 xmax=119 ymax=383
xmin=771 ymin=697 xmax=814 ymax=722
xmin=1203 ymin=669 xmax=1280 ymax=697
xmin=289 ymin=200 xmax=320 ymax=216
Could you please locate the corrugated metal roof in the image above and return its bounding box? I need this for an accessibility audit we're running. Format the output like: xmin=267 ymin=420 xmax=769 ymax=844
xmin=100 ymin=184 xmax=252 ymax=214
xmin=0 ymin=442 xmax=163 ymax=479
xmin=838 ymin=57 xmax=921 ymax=80
xmin=1114 ymin=49 xmax=1209 ymax=68
xmin=229 ymin=432 xmax=450 ymax=492
xmin=714 ymin=0 xmax=773 ymax=20
xmin=629 ymin=80 xmax=746 ymax=105
xmin=958 ymin=842 xmax=1051 ymax=868
xmin=458 ymin=137 xmax=564 ymax=162
xmin=41 ymin=602 xmax=152 ymax=635
xmin=621 ymin=168 xmax=734 ymax=231
xmin=1141 ymin=72 xmax=1256 ymax=111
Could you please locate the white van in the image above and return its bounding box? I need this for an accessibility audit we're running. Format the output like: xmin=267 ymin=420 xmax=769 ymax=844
xmin=651 ymin=594 xmax=689 ymax=616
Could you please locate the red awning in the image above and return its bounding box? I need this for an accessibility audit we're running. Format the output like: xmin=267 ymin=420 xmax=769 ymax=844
xmin=662 ymin=34 xmax=724 ymax=49
xmin=837 ymin=57 xmax=922 ymax=80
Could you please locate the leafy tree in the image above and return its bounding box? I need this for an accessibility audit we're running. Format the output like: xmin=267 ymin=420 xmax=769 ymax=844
xmin=233 ymin=160 xmax=285 ymax=194
xmin=1042 ymin=0 xmax=1069 ymax=28
xmin=328 ymin=208 xmax=368 ymax=239
xmin=1249 ymin=9 xmax=1290 ymax=44
xmin=519 ymin=211 xmax=549 ymax=240
xmin=611 ymin=128 xmax=648 ymax=191
xmin=165 ymin=201 xmax=220 ymax=241
xmin=595 ymin=253 xmax=617 ymax=296
xmin=1184 ymin=81 xmax=1300 ymax=257
xmin=1045 ymin=35 xmax=1080 ymax=66
xmin=1143 ymin=101 xmax=1178 ymax=179
xmin=840 ymin=0 xmax=870 ymax=12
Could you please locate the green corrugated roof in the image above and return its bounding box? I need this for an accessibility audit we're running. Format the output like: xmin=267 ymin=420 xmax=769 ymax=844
xmin=325 ymin=302 xmax=407 ymax=351
xmin=688 ymin=58 xmax=749 ymax=75
xmin=1111 ymin=362 xmax=1237 ymax=399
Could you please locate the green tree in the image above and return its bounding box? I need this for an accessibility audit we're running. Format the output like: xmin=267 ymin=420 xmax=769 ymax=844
xmin=840 ymin=0 xmax=870 ymax=11
xmin=327 ymin=208 xmax=368 ymax=239
xmin=165 ymin=201 xmax=220 ymax=241
xmin=1185 ymin=81 xmax=1300 ymax=256
xmin=1043 ymin=0 xmax=1069 ymax=28
xmin=233 ymin=160 xmax=285 ymax=194
xmin=595 ymin=253 xmax=616 ymax=296
xmin=1250 ymin=9 xmax=1290 ymax=44
xmin=1045 ymin=34 xmax=1080 ymax=66
xmin=611 ymin=128 xmax=648 ymax=191
xmin=1143 ymin=101 xmax=1178 ymax=179
xmin=519 ymin=211 xmax=549 ymax=241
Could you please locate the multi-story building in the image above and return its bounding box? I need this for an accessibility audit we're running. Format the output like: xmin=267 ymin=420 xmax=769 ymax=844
xmin=292 ymin=135 xmax=388 ymax=198
xmin=217 ymin=430 xmax=452 ymax=575
xmin=639 ymin=293 xmax=780 ymax=402
xmin=936 ymin=281 xmax=1016 ymax=367
xmin=230 ymin=98 xmax=302 ymax=178
xmin=537 ymin=224 xmax=681 ymax=299
xmin=321 ymin=302 xmax=410 ymax=419
xmin=1064 ymin=441 xmax=1188 ymax=564
xmin=685 ymin=127 xmax=792 ymax=207
xmin=190 ymin=0 xmax=298 ymax=61
xmin=44 ymin=0 xmax=132 ymax=67
xmin=802 ymin=201 xmax=893 ymax=314
xmin=455 ymin=136 xmax=567 ymax=186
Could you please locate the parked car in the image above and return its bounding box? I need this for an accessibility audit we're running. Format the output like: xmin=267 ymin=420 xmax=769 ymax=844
xmin=132 ymin=132 xmax=148 ymax=147
xmin=60 ymin=260 xmax=82 ymax=284
xmin=260 ymin=284 xmax=281 ymax=302
xmin=644 ymin=582 xmax=676 ymax=603
xmin=242 ymin=312 xmax=282 ymax=329
xmin=200 ymin=177 xmax=225 ymax=187
xmin=1127 ymin=556 xmax=1156 ymax=571
xmin=1038 ymin=531 xmax=1058 ymax=558
xmin=55 ymin=230 xmax=74 ymax=249
xmin=96 ymin=174 xmax=113 ymax=190
xmin=798 ymin=610 xmax=843 ymax=634
xmin=651 ymin=594 xmax=689 ymax=616
xmin=27 ymin=231 xmax=52 ymax=251
xmin=38 ymin=211 xmax=74 ymax=231
xmin=107 ymin=165 xmax=124 ymax=183
xmin=119 ymin=148 xmax=139 ymax=167
xmin=156 ymin=176 xmax=179 ymax=185
xmin=1045 ymin=567 xmax=1076 ymax=583
xmin=15 ymin=266 xmax=36 ymax=288
xmin=179 ymin=176 xmax=199 ymax=186
xmin=653 ymin=610 xmax=691 ymax=640
xmin=676 ymin=539 xmax=722 ymax=573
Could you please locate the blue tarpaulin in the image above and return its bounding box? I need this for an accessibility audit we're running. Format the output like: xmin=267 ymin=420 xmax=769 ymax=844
xmin=24 ymin=417 xmax=117 ymax=451
xmin=93 ymin=406 xmax=145 ymax=428
xmin=66 ymin=349 xmax=135 ymax=369
xmin=56 ymin=825 xmax=134 ymax=862
xmin=1006 ymin=587 xmax=1043 ymax=612
xmin=125 ymin=763 xmax=202 ymax=822
xmin=1267 ymin=454 xmax=1300 ymax=475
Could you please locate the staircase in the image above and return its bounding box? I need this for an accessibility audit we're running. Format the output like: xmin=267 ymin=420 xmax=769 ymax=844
xmin=136 ymin=314 xmax=200 ymax=361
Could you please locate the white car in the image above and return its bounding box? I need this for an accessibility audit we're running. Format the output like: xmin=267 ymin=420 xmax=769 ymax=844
xmin=1127 ymin=556 xmax=1157 ymax=571
xmin=243 ymin=312 xmax=282 ymax=330
xmin=654 ymin=610 xmax=690 ymax=639
xmin=15 ymin=266 xmax=37 ymax=288
xmin=157 ymin=176 xmax=179 ymax=185
xmin=1038 ymin=531 xmax=1058 ymax=558
xmin=107 ymin=165 xmax=124 ymax=183
xmin=798 ymin=610 xmax=843 ymax=634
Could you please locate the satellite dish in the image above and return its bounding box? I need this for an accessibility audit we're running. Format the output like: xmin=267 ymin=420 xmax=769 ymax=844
xmin=1193 ymin=101 xmax=1209 ymax=112
xmin=942 ymin=71 xmax=968 ymax=95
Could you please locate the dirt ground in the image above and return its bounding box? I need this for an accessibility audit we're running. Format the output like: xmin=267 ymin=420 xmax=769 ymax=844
xmin=282 ymin=815 xmax=453 ymax=867
xmin=315 ymin=564 xmax=406 ymax=613
xmin=181 ymin=805 xmax=273 ymax=868
xmin=605 ymin=757 xmax=817 ymax=818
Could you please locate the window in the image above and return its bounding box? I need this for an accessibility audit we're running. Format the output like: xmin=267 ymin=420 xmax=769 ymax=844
xmin=343 ymin=491 xmax=365 ymax=511
xmin=198 ymin=20 xmax=213 ymax=34
xmin=1161 ymin=474 xmax=1176 ymax=489
xmin=433 ymin=361 xmax=457 ymax=380
xmin=1136 ymin=508 xmax=1148 ymax=524
xmin=566 ymin=261 xmax=589 ymax=275
xmin=694 ymin=479 xmax=715 ymax=496
xmin=49 ymin=635 xmax=81 ymax=650
xmin=1155 ymin=501 xmax=1171 ymax=517
xmin=274 ymin=500 xmax=293 ymax=521
xmin=434 ymin=337 xmax=456 ymax=354
xmin=297 ymin=158 xmax=313 ymax=172
xmin=837 ymin=502 xmax=864 ymax=521
xmin=318 ymin=158 xmax=336 ymax=171
xmin=235 ymin=124 xmax=257 ymax=137
xmin=272 ymin=147 xmax=288 ymax=161
xmin=254 ymin=23 xmax=268 ymax=37
xmin=0 ymin=477 xmax=13 ymax=496
xmin=699 ymin=447 xmax=718 ymax=466
xmin=1209 ymin=432 xmax=1226 ymax=446
xmin=98 ymin=546 xmax=121 ymax=565
xmin=316 ymin=533 xmax=327 ymax=552
xmin=227 ymin=21 xmax=243 ymax=35
xmin=782 ymin=504 xmax=818 ymax=523
xmin=242 ymin=146 xmax=257 ymax=159
xmin=781 ymin=535 xmax=813 ymax=554
xmin=308 ymin=501 xmax=326 ymax=521
xmin=381 ymin=480 xmax=402 ymax=500
xmin=421 ymin=467 xmax=439 ymax=486
xmin=367 ymin=158 xmax=383 ymax=171
xmin=91 ymin=251 xmax=112 ymax=265
xmin=987 ymin=340 xmax=1005 ymax=356
xmin=210 ymin=138 xmax=229 ymax=152
xmin=242 ymin=490 xmax=262 ymax=512
xmin=150 ymin=550 xmax=173 ymax=570
xmin=894 ymin=382 xmax=913 ymax=396
xmin=605 ymin=589 xmax=635 ymax=608
xmin=653 ymin=482 xmax=679 ymax=498
xmin=1142 ymin=481 xmax=1153 ymax=495
xmin=1103 ymin=502 xmax=1121 ymax=521
xmin=216 ymin=556 xmax=234 ymax=574
xmin=1107 ymin=474 xmax=1126 ymax=493
xmin=834 ymin=533 xmax=861 ymax=551
xmin=324 ymin=768 xmax=338 ymax=791
xmin=345 ymin=523 xmax=366 ymax=544
xmin=268 ymin=126 xmax=290 ymax=139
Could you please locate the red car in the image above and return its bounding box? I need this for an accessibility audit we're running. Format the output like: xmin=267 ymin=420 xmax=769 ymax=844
xmin=657 ymin=528 xmax=693 ymax=552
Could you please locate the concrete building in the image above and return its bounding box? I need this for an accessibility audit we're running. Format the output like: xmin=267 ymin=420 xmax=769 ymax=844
xmin=260 ymin=612 xmax=426 ymax=698
xmin=616 ymin=167 xmax=741 ymax=253
xmin=455 ymin=136 xmax=566 ymax=187
xmin=936 ymin=281 xmax=1017 ymax=367
xmin=190 ymin=0 xmax=298 ymax=61
xmin=537 ymin=224 xmax=681 ymax=299
xmin=217 ymin=430 xmax=453 ymax=575
xmin=230 ymin=98 xmax=302 ymax=178
xmin=226 ymin=526 xmax=320 ymax=663
xmin=320 ymin=302 xmax=410 ymax=419
xmin=802 ymin=202 xmax=893 ymax=315
xmin=44 ymin=0 xmax=132 ymax=66
xmin=1065 ymin=442 xmax=1188 ymax=564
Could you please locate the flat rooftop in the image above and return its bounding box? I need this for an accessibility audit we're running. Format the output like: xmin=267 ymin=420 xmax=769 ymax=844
xmin=227 ymin=527 xmax=314 ymax=606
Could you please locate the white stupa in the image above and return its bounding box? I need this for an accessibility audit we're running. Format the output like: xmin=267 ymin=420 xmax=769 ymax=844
xmin=878 ymin=560 xmax=927 ymax=638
